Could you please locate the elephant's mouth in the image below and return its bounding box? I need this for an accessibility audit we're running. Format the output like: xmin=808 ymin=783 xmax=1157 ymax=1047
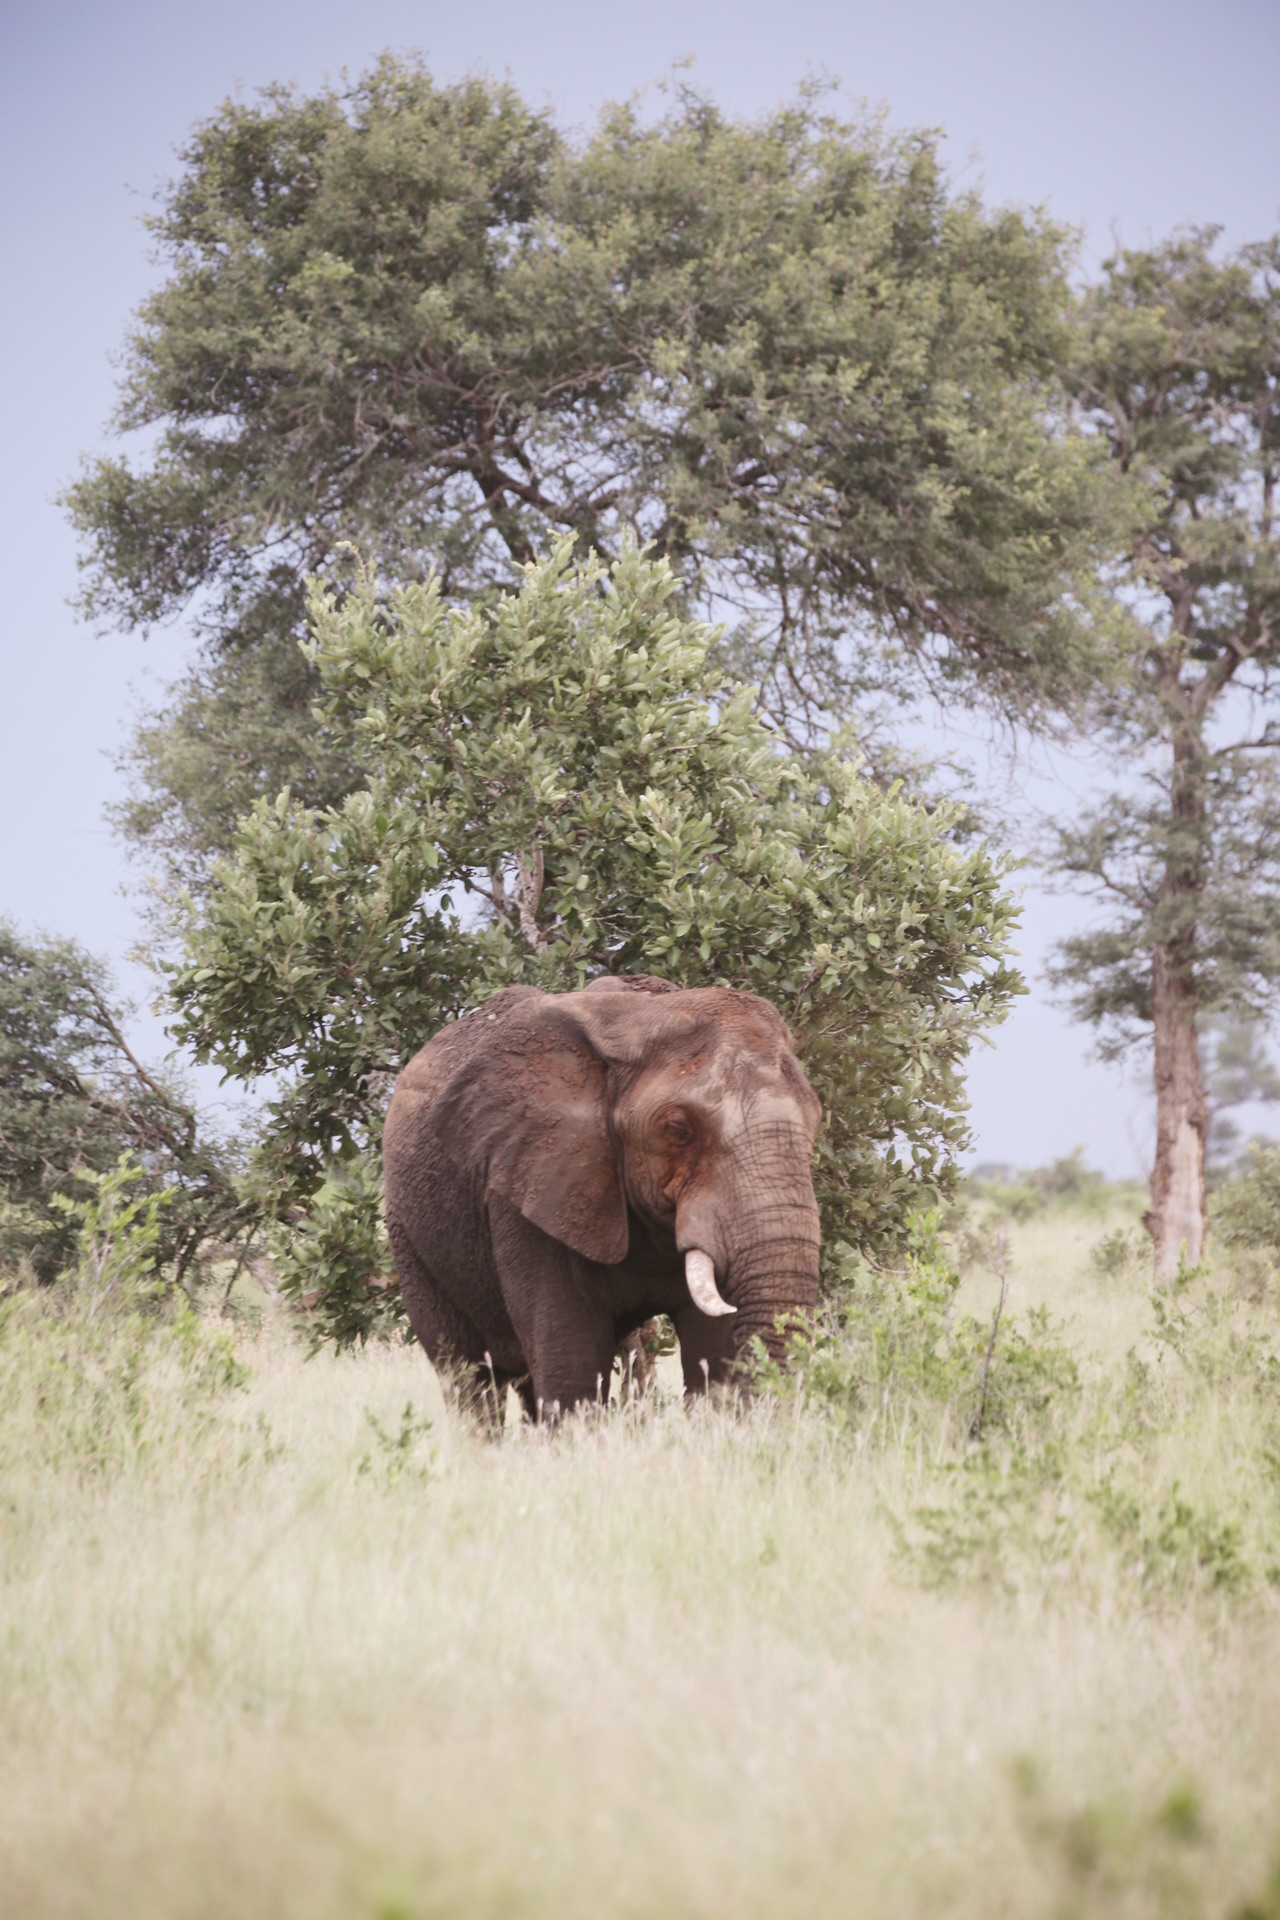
xmin=685 ymin=1249 xmax=736 ymax=1317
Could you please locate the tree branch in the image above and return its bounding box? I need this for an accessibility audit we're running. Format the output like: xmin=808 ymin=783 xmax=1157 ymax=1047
xmin=84 ymin=984 xmax=196 ymax=1147
xmin=514 ymin=847 xmax=546 ymax=951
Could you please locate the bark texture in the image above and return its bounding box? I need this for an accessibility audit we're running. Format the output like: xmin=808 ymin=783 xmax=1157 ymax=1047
xmin=1145 ymin=712 xmax=1209 ymax=1276
xmin=1146 ymin=948 xmax=1207 ymax=1275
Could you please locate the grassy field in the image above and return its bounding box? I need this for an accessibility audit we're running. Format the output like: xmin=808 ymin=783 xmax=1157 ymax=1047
xmin=3 ymin=1194 xmax=1280 ymax=1919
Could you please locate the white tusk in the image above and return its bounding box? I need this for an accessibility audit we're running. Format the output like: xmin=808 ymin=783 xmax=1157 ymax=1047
xmin=685 ymin=1249 xmax=736 ymax=1317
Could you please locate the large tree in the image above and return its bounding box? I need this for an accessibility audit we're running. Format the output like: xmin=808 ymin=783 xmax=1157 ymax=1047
xmin=169 ymin=544 xmax=1020 ymax=1341
xmin=0 ymin=923 xmax=250 ymax=1284
xmin=65 ymin=57 xmax=1115 ymax=894
xmin=1050 ymin=231 xmax=1280 ymax=1274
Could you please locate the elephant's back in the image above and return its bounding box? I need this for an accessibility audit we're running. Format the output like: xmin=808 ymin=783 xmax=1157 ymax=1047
xmin=384 ymin=986 xmax=542 ymax=1186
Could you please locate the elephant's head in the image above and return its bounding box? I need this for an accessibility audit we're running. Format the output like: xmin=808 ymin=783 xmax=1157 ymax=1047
xmin=432 ymin=977 xmax=822 ymax=1362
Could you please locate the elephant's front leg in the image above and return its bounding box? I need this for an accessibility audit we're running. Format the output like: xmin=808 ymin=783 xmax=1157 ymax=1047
xmin=673 ymin=1302 xmax=742 ymax=1396
xmin=488 ymin=1197 xmax=618 ymax=1417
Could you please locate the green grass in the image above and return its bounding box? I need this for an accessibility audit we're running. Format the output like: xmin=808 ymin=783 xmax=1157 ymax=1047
xmin=2 ymin=1205 xmax=1280 ymax=1919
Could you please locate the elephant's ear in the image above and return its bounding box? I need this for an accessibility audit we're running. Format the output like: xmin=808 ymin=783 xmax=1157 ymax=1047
xmin=429 ymin=998 xmax=629 ymax=1266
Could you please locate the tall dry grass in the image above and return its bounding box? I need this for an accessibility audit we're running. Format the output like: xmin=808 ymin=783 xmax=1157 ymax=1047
xmin=2 ymin=1201 xmax=1280 ymax=1919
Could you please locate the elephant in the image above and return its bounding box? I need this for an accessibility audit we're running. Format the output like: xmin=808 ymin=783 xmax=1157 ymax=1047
xmin=382 ymin=974 xmax=822 ymax=1418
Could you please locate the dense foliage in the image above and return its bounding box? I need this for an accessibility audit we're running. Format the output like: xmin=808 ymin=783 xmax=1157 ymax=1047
xmin=0 ymin=922 xmax=249 ymax=1286
xmin=170 ymin=544 xmax=1019 ymax=1336
xmin=63 ymin=57 xmax=1117 ymax=894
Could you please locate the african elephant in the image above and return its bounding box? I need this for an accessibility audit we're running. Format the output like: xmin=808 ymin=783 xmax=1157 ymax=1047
xmin=383 ymin=975 xmax=822 ymax=1417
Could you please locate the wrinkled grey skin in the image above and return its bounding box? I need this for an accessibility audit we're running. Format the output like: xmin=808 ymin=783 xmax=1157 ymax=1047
xmin=383 ymin=976 xmax=822 ymax=1417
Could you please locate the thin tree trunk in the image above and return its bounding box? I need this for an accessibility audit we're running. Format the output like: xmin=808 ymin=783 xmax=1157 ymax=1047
xmin=1145 ymin=705 xmax=1209 ymax=1277
xmin=1145 ymin=946 xmax=1207 ymax=1276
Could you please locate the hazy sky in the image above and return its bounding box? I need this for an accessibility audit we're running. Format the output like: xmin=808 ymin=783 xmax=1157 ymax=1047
xmin=3 ymin=0 xmax=1279 ymax=1170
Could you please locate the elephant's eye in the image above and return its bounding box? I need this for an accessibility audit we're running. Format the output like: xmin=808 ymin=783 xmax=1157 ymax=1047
xmin=660 ymin=1113 xmax=694 ymax=1147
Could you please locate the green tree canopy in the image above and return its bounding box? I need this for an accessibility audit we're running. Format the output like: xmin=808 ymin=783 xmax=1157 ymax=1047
xmin=170 ymin=543 xmax=1020 ymax=1335
xmin=65 ymin=56 xmax=1116 ymax=893
xmin=1048 ymin=230 xmax=1280 ymax=1271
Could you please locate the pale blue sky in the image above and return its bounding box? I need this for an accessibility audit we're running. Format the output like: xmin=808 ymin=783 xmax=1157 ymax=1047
xmin=2 ymin=0 xmax=1278 ymax=1170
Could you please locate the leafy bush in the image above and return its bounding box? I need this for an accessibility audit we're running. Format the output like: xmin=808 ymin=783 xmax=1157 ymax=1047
xmin=753 ymin=1212 xmax=1079 ymax=1447
xmin=1089 ymin=1226 xmax=1146 ymax=1278
xmin=48 ymin=1154 xmax=176 ymax=1316
xmin=356 ymin=1400 xmax=438 ymax=1488
xmin=1010 ymin=1761 xmax=1217 ymax=1915
xmin=1214 ymin=1142 xmax=1280 ymax=1254
xmin=1090 ymin=1477 xmax=1250 ymax=1596
xmin=909 ymin=1443 xmax=1080 ymax=1591
xmin=271 ymin=1155 xmax=401 ymax=1350
xmin=171 ymin=543 xmax=1020 ymax=1341
xmin=753 ymin=1206 xmax=1280 ymax=1602
xmin=0 ymin=1153 xmax=251 ymax=1479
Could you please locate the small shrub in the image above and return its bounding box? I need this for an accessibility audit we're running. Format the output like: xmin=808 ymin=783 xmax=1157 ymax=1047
xmin=1148 ymin=1259 xmax=1280 ymax=1396
xmin=1032 ymin=1146 xmax=1111 ymax=1210
xmin=357 ymin=1400 xmax=438 ymax=1487
xmin=754 ymin=1211 xmax=1079 ymax=1446
xmin=1090 ymin=1226 xmax=1146 ymax=1278
xmin=909 ymin=1442 xmax=1078 ymax=1591
xmin=1214 ymin=1143 xmax=1280 ymax=1254
xmin=49 ymin=1153 xmax=176 ymax=1316
xmin=789 ymin=1218 xmax=1280 ymax=1600
xmin=0 ymin=1157 xmax=249 ymax=1478
xmin=965 ymin=1173 xmax=1042 ymax=1220
xmin=1091 ymin=1476 xmax=1250 ymax=1597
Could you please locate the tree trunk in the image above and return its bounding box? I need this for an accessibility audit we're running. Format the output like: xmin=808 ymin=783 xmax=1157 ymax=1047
xmin=1145 ymin=945 xmax=1207 ymax=1276
xmin=1145 ymin=703 xmax=1209 ymax=1277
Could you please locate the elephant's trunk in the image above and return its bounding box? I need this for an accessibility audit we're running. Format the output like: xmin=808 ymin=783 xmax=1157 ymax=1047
xmin=676 ymin=1137 xmax=820 ymax=1361
xmin=721 ymin=1224 xmax=821 ymax=1364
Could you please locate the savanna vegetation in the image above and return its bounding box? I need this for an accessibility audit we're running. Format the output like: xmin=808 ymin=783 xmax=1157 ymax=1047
xmin=5 ymin=50 xmax=1280 ymax=1920
xmin=3 ymin=1171 xmax=1280 ymax=1919
xmin=58 ymin=53 xmax=1280 ymax=1270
